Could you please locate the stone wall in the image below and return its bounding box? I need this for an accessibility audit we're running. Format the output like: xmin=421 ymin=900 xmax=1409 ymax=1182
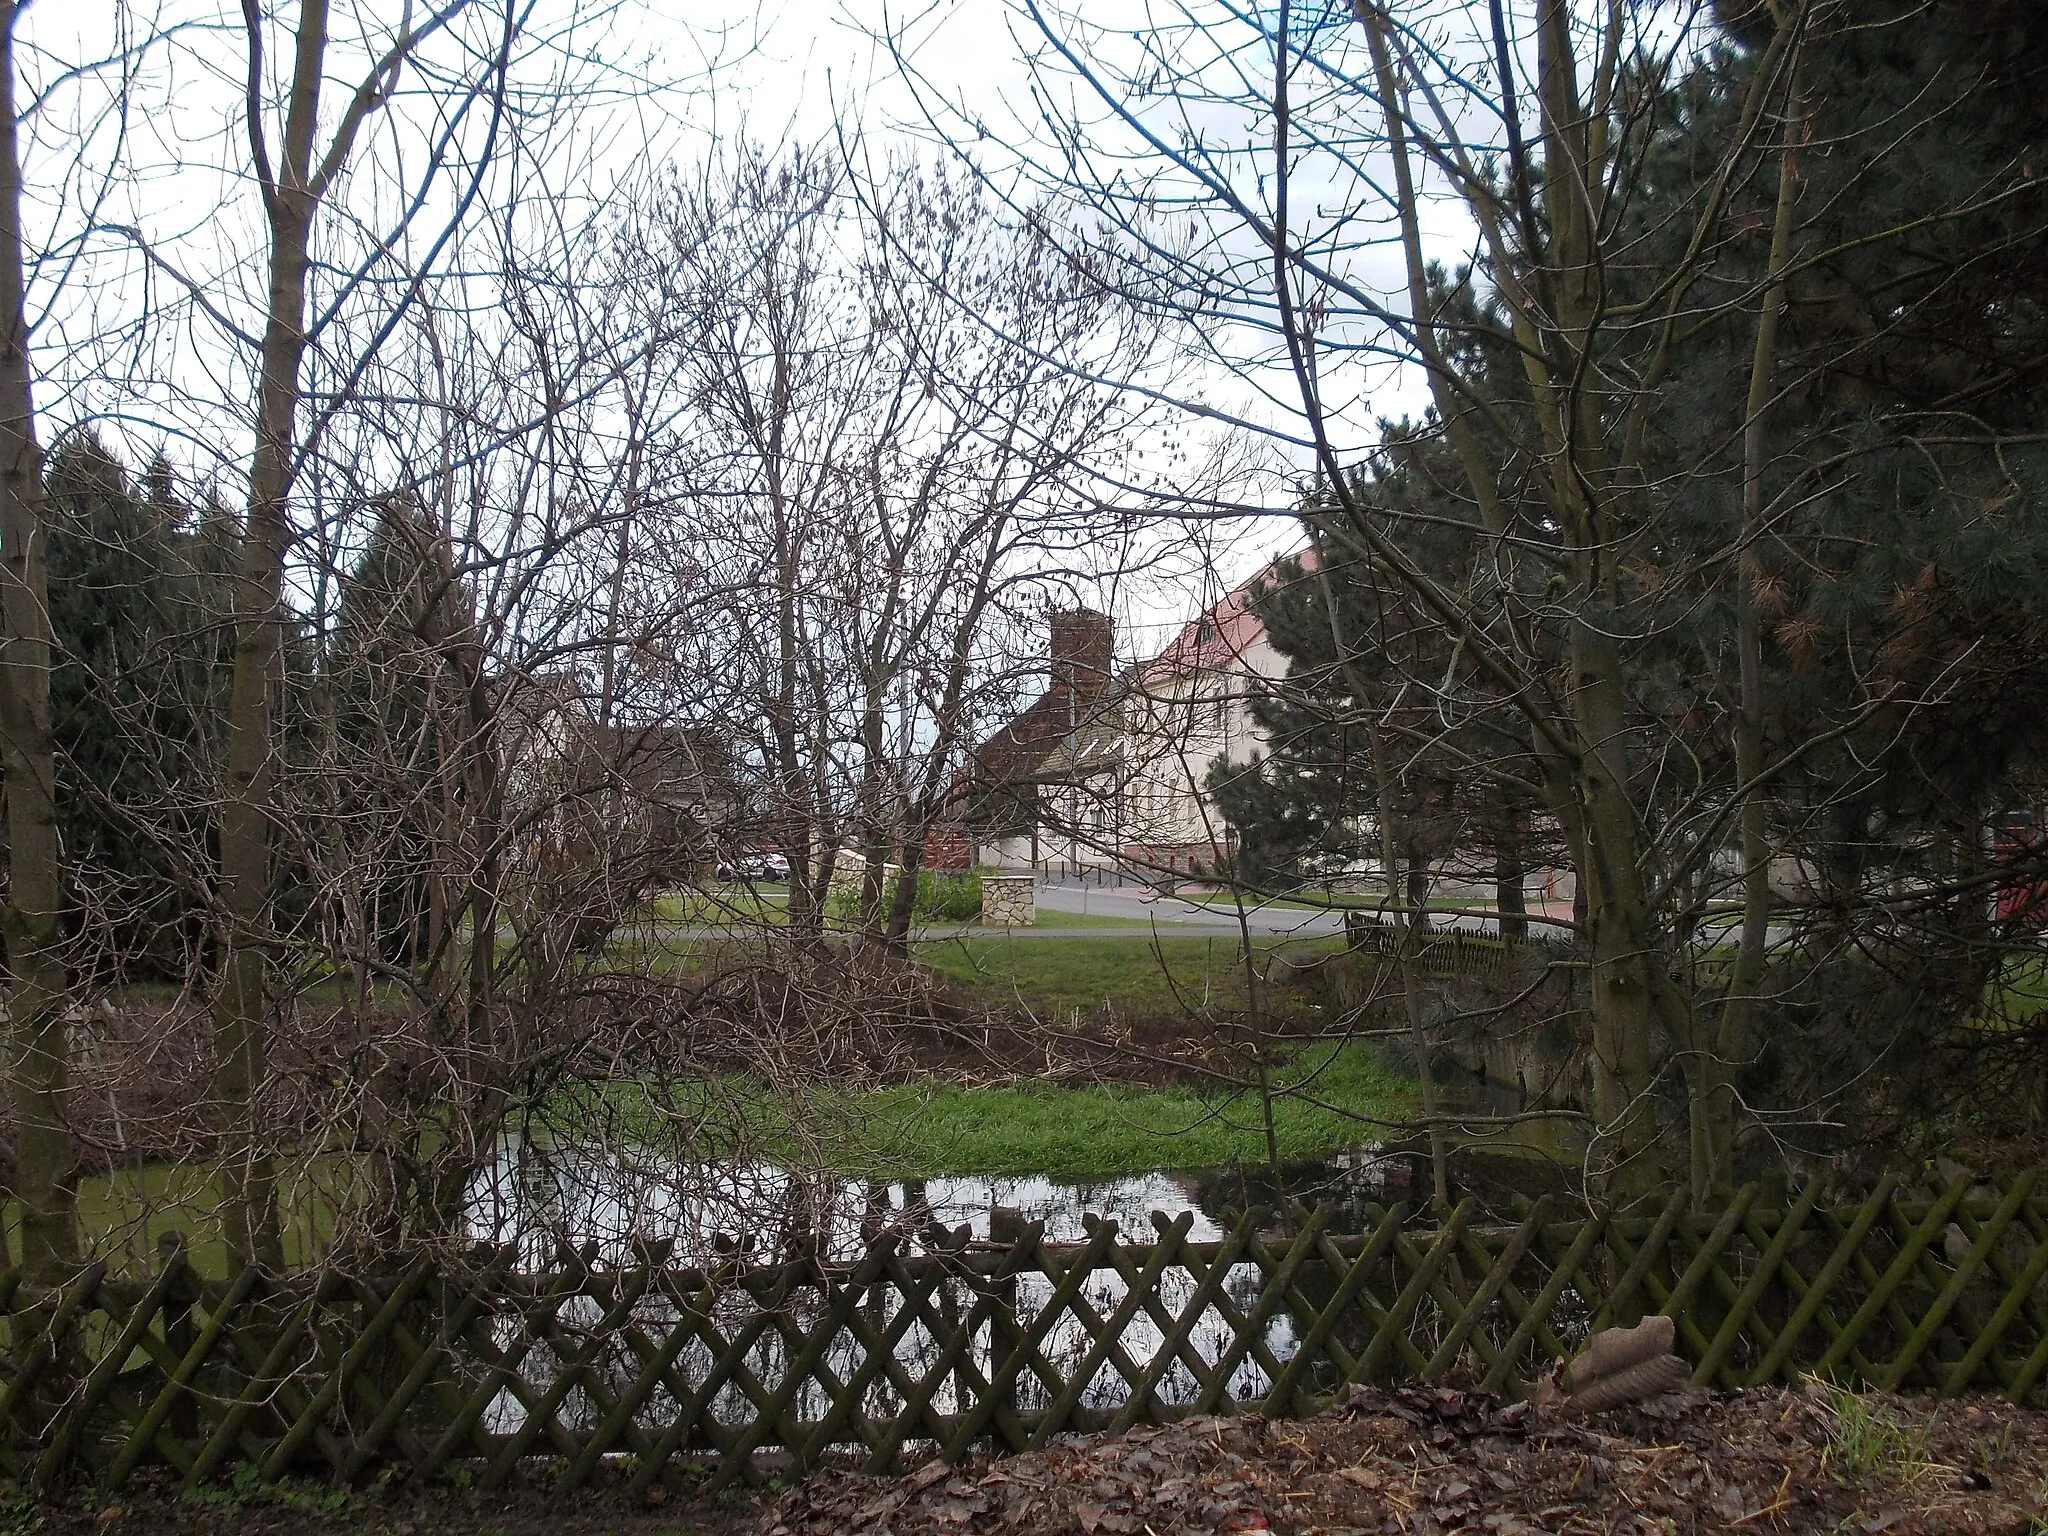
xmin=979 ymin=874 xmax=1036 ymax=927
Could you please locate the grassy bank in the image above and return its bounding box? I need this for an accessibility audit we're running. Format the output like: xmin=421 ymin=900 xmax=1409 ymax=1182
xmin=1987 ymin=951 xmax=2048 ymax=1022
xmin=20 ymin=1043 xmax=1413 ymax=1276
xmin=622 ymin=1041 xmax=1413 ymax=1181
xmin=977 ymin=909 xmax=1178 ymax=930
xmin=914 ymin=932 xmax=1342 ymax=1017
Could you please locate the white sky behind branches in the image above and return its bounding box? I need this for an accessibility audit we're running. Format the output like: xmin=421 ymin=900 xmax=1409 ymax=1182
xmin=11 ymin=0 xmax=1700 ymax=656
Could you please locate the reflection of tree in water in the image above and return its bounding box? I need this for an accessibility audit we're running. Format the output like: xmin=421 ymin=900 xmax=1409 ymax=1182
xmin=461 ymin=1142 xmax=1592 ymax=1457
xmin=467 ymin=1174 xmax=1303 ymax=1449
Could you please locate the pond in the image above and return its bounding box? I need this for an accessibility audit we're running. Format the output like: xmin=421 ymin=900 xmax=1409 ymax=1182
xmin=453 ymin=1136 xmax=1586 ymax=1446
xmin=36 ymin=1126 xmax=1584 ymax=1454
xmin=459 ymin=1133 xmax=1575 ymax=1270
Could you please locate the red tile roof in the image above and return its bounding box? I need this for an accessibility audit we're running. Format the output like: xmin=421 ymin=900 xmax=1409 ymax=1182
xmin=1138 ymin=547 xmax=1314 ymax=682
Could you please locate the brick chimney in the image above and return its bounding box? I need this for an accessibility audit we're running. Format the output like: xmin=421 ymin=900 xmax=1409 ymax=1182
xmin=1048 ymin=608 xmax=1113 ymax=701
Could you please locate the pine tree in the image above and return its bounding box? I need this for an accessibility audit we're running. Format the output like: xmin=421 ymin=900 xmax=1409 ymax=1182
xmin=330 ymin=498 xmax=469 ymax=968
xmin=45 ymin=435 xmax=233 ymax=983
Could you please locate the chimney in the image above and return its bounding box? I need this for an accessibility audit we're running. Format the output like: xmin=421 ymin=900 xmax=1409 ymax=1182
xmin=1048 ymin=608 xmax=1113 ymax=700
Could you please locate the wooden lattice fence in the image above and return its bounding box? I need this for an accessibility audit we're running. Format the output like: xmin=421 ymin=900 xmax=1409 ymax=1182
xmin=3 ymin=1174 xmax=2045 ymax=1494
xmin=1340 ymin=915 xmax=1567 ymax=984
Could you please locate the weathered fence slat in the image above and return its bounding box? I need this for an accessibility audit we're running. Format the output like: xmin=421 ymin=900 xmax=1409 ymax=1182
xmin=1424 ymin=1195 xmax=1551 ymax=1388
xmin=4 ymin=1179 xmax=2046 ymax=1495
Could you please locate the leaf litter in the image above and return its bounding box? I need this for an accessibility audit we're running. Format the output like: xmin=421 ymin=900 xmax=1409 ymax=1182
xmin=762 ymin=1384 xmax=2048 ymax=1535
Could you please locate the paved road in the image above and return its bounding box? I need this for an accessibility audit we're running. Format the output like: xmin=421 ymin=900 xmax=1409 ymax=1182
xmin=1032 ymin=882 xmax=1582 ymax=941
xmin=1031 ymin=882 xmax=1344 ymax=935
xmin=616 ymin=880 xmax=1583 ymax=943
xmin=618 ymin=883 xmax=1777 ymax=949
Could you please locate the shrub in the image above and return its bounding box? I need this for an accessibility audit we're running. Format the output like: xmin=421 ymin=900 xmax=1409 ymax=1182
xmin=829 ymin=867 xmax=982 ymax=923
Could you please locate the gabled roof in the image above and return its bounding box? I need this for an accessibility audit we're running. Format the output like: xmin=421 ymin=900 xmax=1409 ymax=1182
xmin=1137 ymin=546 xmax=1315 ymax=683
xmin=1035 ymin=693 xmax=1127 ymax=779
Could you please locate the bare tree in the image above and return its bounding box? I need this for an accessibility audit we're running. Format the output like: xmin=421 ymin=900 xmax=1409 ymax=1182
xmin=0 ymin=0 xmax=75 ymax=1277
xmin=896 ymin=0 xmax=2048 ymax=1196
xmin=200 ymin=0 xmax=551 ymax=1264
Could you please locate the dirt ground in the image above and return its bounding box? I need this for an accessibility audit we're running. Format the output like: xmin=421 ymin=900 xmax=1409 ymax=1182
xmin=41 ymin=962 xmax=1319 ymax=1175
xmin=20 ymin=1386 xmax=2043 ymax=1536
xmin=766 ymin=1385 xmax=2048 ymax=1536
xmin=4 ymin=1475 xmax=763 ymax=1536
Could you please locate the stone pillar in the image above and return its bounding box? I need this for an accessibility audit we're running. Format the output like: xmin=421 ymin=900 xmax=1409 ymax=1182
xmin=979 ymin=874 xmax=1036 ymax=927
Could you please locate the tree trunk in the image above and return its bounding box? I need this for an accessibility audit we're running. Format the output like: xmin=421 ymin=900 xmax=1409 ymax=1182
xmin=855 ymin=690 xmax=891 ymax=939
xmin=1570 ymin=622 xmax=1665 ymax=1200
xmin=214 ymin=0 xmax=337 ymax=1271
xmin=1358 ymin=0 xmax=1667 ymax=1197
xmin=0 ymin=0 xmax=78 ymax=1278
xmin=1405 ymin=842 xmax=1431 ymax=933
xmin=1537 ymin=0 xmax=1666 ymax=1200
xmin=1495 ymin=809 xmax=1528 ymax=944
xmin=1703 ymin=62 xmax=1804 ymax=1204
xmin=1390 ymin=810 xmax=1448 ymax=1211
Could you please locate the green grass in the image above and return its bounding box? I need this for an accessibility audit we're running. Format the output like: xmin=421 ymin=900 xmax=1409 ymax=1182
xmin=1811 ymin=1376 xmax=1936 ymax=1483
xmin=1985 ymin=952 xmax=2048 ymax=1024
xmin=914 ymin=932 xmax=1341 ymax=1017
xmin=7 ymin=1152 xmax=369 ymax=1279
xmin=643 ymin=886 xmax=789 ymax=925
xmin=622 ymin=1043 xmax=1413 ymax=1180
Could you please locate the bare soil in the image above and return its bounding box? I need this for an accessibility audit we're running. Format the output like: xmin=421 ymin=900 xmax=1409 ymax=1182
xmin=41 ymin=958 xmax=1319 ymax=1175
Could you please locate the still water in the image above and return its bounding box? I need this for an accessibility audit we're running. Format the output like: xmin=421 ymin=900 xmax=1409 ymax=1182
xmin=455 ymin=1137 xmax=1546 ymax=1268
xmin=448 ymin=1139 xmax=1581 ymax=1445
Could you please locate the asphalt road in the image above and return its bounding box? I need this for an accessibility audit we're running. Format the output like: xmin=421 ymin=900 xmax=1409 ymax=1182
xmin=1031 ymin=882 xmax=1582 ymax=941
xmin=621 ymin=880 xmax=1583 ymax=942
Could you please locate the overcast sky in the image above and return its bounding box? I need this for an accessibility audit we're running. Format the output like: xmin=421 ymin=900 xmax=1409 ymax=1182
xmin=19 ymin=0 xmax=1454 ymax=654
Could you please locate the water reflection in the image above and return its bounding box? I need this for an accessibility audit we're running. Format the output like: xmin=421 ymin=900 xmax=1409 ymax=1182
xmin=456 ymin=1136 xmax=1535 ymax=1264
xmin=452 ymin=1141 xmax=1568 ymax=1459
xmin=464 ymin=1142 xmax=1240 ymax=1266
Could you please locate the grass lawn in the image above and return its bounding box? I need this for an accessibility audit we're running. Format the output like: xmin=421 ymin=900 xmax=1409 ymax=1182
xmin=914 ymin=932 xmax=1342 ymax=1017
xmin=623 ymin=1042 xmax=1414 ymax=1180
xmin=644 ymin=886 xmax=789 ymax=925
xmin=1985 ymin=951 xmax=2048 ymax=1023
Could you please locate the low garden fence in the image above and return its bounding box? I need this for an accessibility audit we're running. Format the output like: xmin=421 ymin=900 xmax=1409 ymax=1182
xmin=2 ymin=1173 xmax=2045 ymax=1494
xmin=1341 ymin=915 xmax=1568 ymax=984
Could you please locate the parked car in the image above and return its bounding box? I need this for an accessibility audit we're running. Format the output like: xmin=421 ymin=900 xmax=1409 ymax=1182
xmin=716 ymin=850 xmax=789 ymax=882
xmin=1995 ymin=827 xmax=2048 ymax=928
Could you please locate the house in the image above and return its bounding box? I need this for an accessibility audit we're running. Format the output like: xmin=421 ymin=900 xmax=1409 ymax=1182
xmin=1112 ymin=558 xmax=1306 ymax=873
xmin=946 ymin=609 xmax=1117 ymax=870
xmin=956 ymin=557 xmax=1583 ymax=909
xmin=500 ymin=670 xmax=742 ymax=891
xmin=950 ymin=558 xmax=1307 ymax=878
